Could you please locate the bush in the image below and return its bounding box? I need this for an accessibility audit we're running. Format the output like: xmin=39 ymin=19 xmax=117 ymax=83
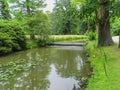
xmin=0 ymin=32 xmax=13 ymax=55
xmin=8 ymin=21 xmax=27 ymax=51
xmin=37 ymin=39 xmax=46 ymax=47
xmin=37 ymin=35 xmax=49 ymax=47
xmin=26 ymin=41 xmax=38 ymax=49
xmin=0 ymin=47 xmax=12 ymax=55
xmin=111 ymin=17 xmax=120 ymax=36
xmin=88 ymin=31 xmax=96 ymax=41
xmin=0 ymin=20 xmax=27 ymax=55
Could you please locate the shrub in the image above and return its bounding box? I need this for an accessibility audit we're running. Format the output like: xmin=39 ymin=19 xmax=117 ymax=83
xmin=37 ymin=35 xmax=49 ymax=47
xmin=0 ymin=20 xmax=27 ymax=55
xmin=0 ymin=47 xmax=12 ymax=55
xmin=8 ymin=21 xmax=27 ymax=51
xmin=0 ymin=32 xmax=13 ymax=55
xmin=26 ymin=41 xmax=38 ymax=49
xmin=88 ymin=31 xmax=96 ymax=41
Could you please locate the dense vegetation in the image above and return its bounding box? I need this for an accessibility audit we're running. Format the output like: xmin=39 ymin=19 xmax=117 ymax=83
xmin=0 ymin=0 xmax=119 ymax=49
xmin=0 ymin=20 xmax=26 ymax=55
xmin=0 ymin=0 xmax=120 ymax=89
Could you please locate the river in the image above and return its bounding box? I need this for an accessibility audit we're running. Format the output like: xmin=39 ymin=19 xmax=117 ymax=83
xmin=0 ymin=46 xmax=90 ymax=90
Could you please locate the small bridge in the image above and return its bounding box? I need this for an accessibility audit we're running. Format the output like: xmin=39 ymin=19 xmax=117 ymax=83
xmin=48 ymin=42 xmax=87 ymax=46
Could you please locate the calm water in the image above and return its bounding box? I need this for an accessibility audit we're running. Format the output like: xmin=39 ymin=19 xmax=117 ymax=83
xmin=0 ymin=46 xmax=90 ymax=90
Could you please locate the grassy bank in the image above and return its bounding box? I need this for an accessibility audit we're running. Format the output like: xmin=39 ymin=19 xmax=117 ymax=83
xmin=26 ymin=35 xmax=88 ymax=49
xmin=26 ymin=35 xmax=88 ymax=42
xmin=85 ymin=42 xmax=120 ymax=90
xmin=49 ymin=35 xmax=87 ymax=42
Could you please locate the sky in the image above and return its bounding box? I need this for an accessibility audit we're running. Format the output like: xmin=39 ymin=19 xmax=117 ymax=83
xmin=44 ymin=0 xmax=55 ymax=12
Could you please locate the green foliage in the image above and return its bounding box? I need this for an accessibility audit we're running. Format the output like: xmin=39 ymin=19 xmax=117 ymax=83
xmin=0 ymin=20 xmax=26 ymax=55
xmin=26 ymin=41 xmax=38 ymax=49
xmin=0 ymin=32 xmax=13 ymax=55
xmin=51 ymin=0 xmax=79 ymax=34
xmin=85 ymin=43 xmax=120 ymax=90
xmin=111 ymin=17 xmax=120 ymax=36
xmin=51 ymin=0 xmax=98 ymax=35
xmin=0 ymin=0 xmax=11 ymax=19
xmin=0 ymin=47 xmax=12 ymax=55
xmin=51 ymin=10 xmax=65 ymax=34
xmin=36 ymin=39 xmax=47 ymax=47
xmin=110 ymin=1 xmax=120 ymax=17
xmin=37 ymin=29 xmax=50 ymax=47
xmin=31 ymin=11 xmax=50 ymax=34
xmin=9 ymin=0 xmax=45 ymax=18
xmin=88 ymin=32 xmax=96 ymax=41
xmin=26 ymin=11 xmax=50 ymax=46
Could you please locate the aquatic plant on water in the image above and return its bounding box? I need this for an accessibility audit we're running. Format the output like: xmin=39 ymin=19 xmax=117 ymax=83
xmin=0 ymin=59 xmax=39 ymax=81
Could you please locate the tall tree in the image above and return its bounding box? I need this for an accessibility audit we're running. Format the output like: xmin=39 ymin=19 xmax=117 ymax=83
xmin=25 ymin=0 xmax=45 ymax=40
xmin=54 ymin=0 xmax=71 ymax=34
xmin=76 ymin=0 xmax=115 ymax=47
xmin=52 ymin=0 xmax=81 ymax=34
xmin=26 ymin=0 xmax=34 ymax=40
xmin=9 ymin=0 xmax=45 ymax=40
xmin=27 ymin=11 xmax=50 ymax=44
xmin=0 ymin=0 xmax=11 ymax=19
xmin=97 ymin=0 xmax=114 ymax=46
xmin=10 ymin=0 xmax=45 ymax=16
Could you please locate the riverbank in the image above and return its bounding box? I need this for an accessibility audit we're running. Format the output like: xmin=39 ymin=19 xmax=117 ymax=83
xmin=26 ymin=35 xmax=88 ymax=49
xmin=85 ymin=42 xmax=120 ymax=90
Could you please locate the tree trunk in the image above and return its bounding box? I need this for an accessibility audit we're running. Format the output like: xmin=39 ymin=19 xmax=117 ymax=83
xmin=26 ymin=0 xmax=31 ymax=16
xmin=97 ymin=0 xmax=114 ymax=47
xmin=64 ymin=20 xmax=71 ymax=34
xmin=30 ymin=34 xmax=35 ymax=40
xmin=26 ymin=0 xmax=35 ymax=40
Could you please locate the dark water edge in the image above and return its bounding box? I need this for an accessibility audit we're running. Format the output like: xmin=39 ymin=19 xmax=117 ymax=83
xmin=79 ymin=49 xmax=93 ymax=90
xmin=0 ymin=46 xmax=92 ymax=90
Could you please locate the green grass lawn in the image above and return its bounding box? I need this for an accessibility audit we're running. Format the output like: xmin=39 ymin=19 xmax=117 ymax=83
xmin=26 ymin=35 xmax=88 ymax=42
xmin=26 ymin=35 xmax=88 ymax=48
xmin=49 ymin=35 xmax=88 ymax=42
xmin=85 ymin=42 xmax=120 ymax=90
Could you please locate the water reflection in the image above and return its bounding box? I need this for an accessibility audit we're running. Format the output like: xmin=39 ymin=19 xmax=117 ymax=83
xmin=48 ymin=64 xmax=80 ymax=90
xmin=0 ymin=47 xmax=90 ymax=90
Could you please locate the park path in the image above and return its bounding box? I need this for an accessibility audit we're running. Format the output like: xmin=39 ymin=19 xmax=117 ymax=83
xmin=48 ymin=42 xmax=87 ymax=46
xmin=112 ymin=36 xmax=119 ymax=43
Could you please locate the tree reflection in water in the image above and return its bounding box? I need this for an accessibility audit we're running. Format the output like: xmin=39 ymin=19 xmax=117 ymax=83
xmin=0 ymin=47 xmax=90 ymax=90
